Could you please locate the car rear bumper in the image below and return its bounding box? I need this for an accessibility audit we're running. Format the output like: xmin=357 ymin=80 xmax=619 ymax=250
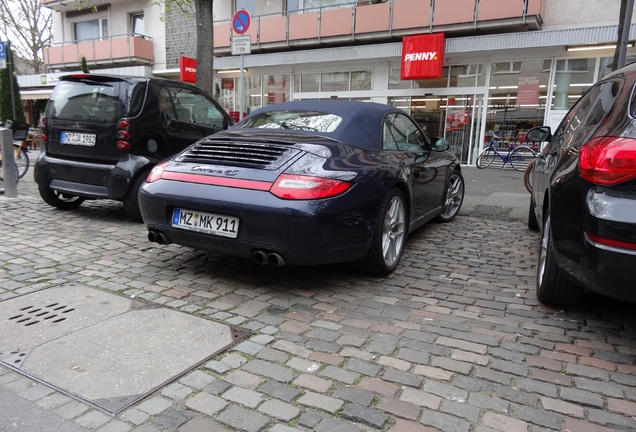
xmin=139 ymin=179 xmax=380 ymax=266
xmin=34 ymin=152 xmax=152 ymax=199
xmin=553 ymin=188 xmax=636 ymax=301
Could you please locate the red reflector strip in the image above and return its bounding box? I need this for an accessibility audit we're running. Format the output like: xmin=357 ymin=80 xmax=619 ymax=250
xmin=161 ymin=171 xmax=272 ymax=191
xmin=586 ymin=232 xmax=636 ymax=251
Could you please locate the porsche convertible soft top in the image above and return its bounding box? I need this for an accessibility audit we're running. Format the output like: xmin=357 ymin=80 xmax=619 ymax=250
xmin=234 ymin=100 xmax=405 ymax=151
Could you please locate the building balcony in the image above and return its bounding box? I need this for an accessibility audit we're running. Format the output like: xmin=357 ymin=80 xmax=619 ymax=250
xmin=44 ymin=34 xmax=154 ymax=71
xmin=213 ymin=0 xmax=544 ymax=55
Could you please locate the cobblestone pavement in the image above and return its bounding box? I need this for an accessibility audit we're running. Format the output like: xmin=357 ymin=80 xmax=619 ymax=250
xmin=1 ymin=171 xmax=635 ymax=432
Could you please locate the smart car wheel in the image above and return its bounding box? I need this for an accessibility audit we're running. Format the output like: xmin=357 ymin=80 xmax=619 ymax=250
xmin=536 ymin=213 xmax=582 ymax=306
xmin=436 ymin=170 xmax=464 ymax=222
xmin=359 ymin=188 xmax=407 ymax=275
xmin=38 ymin=185 xmax=85 ymax=210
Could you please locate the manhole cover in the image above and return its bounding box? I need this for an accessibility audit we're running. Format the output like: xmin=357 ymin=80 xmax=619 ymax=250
xmin=0 ymin=286 xmax=249 ymax=414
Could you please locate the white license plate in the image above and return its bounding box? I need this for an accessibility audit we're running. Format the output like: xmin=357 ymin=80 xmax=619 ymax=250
xmin=172 ymin=208 xmax=239 ymax=238
xmin=61 ymin=131 xmax=96 ymax=146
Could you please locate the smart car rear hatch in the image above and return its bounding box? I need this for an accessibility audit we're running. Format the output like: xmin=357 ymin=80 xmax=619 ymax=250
xmin=43 ymin=75 xmax=140 ymax=162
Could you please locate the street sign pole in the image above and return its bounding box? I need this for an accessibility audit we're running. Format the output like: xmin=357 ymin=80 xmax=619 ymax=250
xmin=7 ymin=41 xmax=16 ymax=119
xmin=232 ymin=10 xmax=251 ymax=122
xmin=239 ymin=54 xmax=245 ymax=121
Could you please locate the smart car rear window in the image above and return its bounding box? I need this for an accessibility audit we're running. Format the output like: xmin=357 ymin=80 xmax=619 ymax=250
xmin=46 ymin=79 xmax=124 ymax=123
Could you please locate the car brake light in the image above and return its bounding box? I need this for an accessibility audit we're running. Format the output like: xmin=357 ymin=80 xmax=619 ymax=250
xmin=270 ymin=174 xmax=353 ymax=200
xmin=580 ymin=136 xmax=636 ymax=185
xmin=146 ymin=162 xmax=166 ymax=183
xmin=116 ymin=119 xmax=131 ymax=152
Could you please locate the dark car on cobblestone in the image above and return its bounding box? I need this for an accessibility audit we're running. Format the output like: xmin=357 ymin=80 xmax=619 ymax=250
xmin=139 ymin=100 xmax=464 ymax=275
xmin=526 ymin=61 xmax=636 ymax=306
xmin=34 ymin=74 xmax=232 ymax=220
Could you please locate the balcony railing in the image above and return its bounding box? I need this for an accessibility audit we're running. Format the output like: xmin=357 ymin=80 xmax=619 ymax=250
xmin=44 ymin=34 xmax=154 ymax=71
xmin=213 ymin=0 xmax=544 ymax=54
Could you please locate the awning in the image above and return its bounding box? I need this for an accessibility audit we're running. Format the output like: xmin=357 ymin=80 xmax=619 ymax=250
xmin=20 ymin=89 xmax=53 ymax=101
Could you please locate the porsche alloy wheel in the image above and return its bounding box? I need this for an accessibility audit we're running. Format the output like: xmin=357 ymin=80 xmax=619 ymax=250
xmin=436 ymin=170 xmax=464 ymax=222
xmin=359 ymin=189 xmax=407 ymax=275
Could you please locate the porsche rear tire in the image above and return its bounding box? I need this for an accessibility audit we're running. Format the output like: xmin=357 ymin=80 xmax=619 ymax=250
xmin=359 ymin=188 xmax=407 ymax=275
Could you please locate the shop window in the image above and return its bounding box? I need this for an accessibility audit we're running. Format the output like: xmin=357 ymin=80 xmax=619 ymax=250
xmin=552 ymin=58 xmax=596 ymax=110
xmin=351 ymin=70 xmax=372 ymax=90
xmin=449 ymin=65 xmax=478 ymax=88
xmin=598 ymin=55 xmax=636 ymax=80
xmin=388 ymin=68 xmax=410 ymax=89
xmin=488 ymin=59 xmax=551 ymax=146
xmin=322 ymin=72 xmax=350 ymax=92
xmin=413 ymin=66 xmax=449 ymax=89
xmin=299 ymin=73 xmax=320 ymax=92
xmin=266 ymin=75 xmax=290 ymax=104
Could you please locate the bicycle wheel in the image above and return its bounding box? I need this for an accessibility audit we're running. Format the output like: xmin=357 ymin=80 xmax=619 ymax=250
xmin=476 ymin=148 xmax=496 ymax=169
xmin=14 ymin=148 xmax=29 ymax=179
xmin=509 ymin=146 xmax=536 ymax=171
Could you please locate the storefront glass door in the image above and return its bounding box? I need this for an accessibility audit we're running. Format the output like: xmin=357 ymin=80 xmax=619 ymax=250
xmin=389 ymin=94 xmax=484 ymax=165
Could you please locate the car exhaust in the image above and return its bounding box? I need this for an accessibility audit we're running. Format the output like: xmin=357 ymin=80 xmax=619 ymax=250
xmin=148 ymin=230 xmax=170 ymax=245
xmin=252 ymin=250 xmax=268 ymax=265
xmin=267 ymin=252 xmax=286 ymax=267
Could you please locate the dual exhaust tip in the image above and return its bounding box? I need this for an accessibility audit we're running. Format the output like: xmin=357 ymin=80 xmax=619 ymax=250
xmin=148 ymin=230 xmax=169 ymax=245
xmin=252 ymin=250 xmax=286 ymax=267
xmin=148 ymin=229 xmax=286 ymax=267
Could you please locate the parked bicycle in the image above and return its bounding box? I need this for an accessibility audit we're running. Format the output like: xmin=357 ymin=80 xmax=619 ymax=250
xmin=0 ymin=136 xmax=30 ymax=182
xmin=476 ymin=130 xmax=537 ymax=171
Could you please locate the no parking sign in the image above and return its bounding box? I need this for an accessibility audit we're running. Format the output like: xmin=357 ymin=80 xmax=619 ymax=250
xmin=232 ymin=10 xmax=250 ymax=35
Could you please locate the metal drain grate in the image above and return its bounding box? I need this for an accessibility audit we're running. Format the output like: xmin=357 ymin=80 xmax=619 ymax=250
xmin=9 ymin=302 xmax=75 ymax=326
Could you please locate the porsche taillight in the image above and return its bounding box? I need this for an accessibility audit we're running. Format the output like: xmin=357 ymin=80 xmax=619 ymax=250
xmin=269 ymin=174 xmax=353 ymax=200
xmin=116 ymin=119 xmax=131 ymax=151
xmin=580 ymin=136 xmax=636 ymax=185
xmin=146 ymin=162 xmax=166 ymax=183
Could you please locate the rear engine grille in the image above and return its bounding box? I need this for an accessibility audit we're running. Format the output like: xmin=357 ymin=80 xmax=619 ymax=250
xmin=180 ymin=140 xmax=297 ymax=168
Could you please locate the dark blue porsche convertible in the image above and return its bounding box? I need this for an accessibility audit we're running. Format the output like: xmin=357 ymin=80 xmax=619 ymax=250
xmin=139 ymin=100 xmax=464 ymax=274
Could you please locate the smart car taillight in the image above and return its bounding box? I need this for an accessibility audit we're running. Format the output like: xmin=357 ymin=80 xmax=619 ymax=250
xmin=116 ymin=119 xmax=131 ymax=151
xmin=270 ymin=174 xmax=353 ymax=200
xmin=40 ymin=114 xmax=47 ymax=144
xmin=146 ymin=162 xmax=166 ymax=183
xmin=580 ymin=136 xmax=636 ymax=185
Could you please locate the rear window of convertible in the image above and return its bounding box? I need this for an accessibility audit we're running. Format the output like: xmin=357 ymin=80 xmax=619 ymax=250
xmin=238 ymin=110 xmax=342 ymax=133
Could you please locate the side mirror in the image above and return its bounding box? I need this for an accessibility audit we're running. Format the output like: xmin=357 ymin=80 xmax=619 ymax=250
xmin=432 ymin=137 xmax=450 ymax=152
xmin=526 ymin=126 xmax=552 ymax=143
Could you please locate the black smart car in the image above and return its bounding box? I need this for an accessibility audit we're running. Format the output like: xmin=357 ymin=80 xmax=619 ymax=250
xmin=35 ymin=74 xmax=232 ymax=220
xmin=527 ymin=61 xmax=636 ymax=306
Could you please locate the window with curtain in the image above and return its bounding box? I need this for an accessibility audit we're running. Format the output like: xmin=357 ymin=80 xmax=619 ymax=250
xmin=74 ymin=19 xmax=108 ymax=42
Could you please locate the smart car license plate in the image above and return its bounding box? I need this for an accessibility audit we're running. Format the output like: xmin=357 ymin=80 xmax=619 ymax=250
xmin=60 ymin=131 xmax=96 ymax=146
xmin=172 ymin=208 xmax=239 ymax=238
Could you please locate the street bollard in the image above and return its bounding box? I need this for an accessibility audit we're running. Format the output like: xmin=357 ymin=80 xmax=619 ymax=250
xmin=1 ymin=127 xmax=18 ymax=197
